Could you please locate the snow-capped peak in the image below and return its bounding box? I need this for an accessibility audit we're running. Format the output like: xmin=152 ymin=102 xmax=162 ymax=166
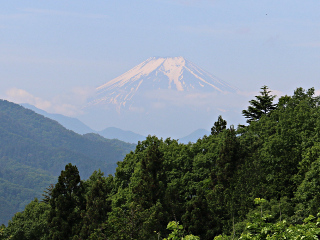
xmin=97 ymin=57 xmax=187 ymax=92
xmin=88 ymin=56 xmax=237 ymax=109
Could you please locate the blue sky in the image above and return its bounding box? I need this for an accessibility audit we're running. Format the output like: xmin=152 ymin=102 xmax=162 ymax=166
xmin=1 ymin=0 xmax=320 ymax=135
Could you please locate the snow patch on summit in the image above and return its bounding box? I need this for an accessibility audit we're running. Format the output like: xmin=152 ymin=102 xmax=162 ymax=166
xmin=161 ymin=57 xmax=185 ymax=91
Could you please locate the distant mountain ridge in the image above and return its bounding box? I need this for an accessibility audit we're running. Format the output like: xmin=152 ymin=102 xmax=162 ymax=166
xmin=21 ymin=104 xmax=146 ymax=143
xmin=21 ymin=103 xmax=211 ymax=144
xmin=21 ymin=103 xmax=95 ymax=134
xmin=178 ymin=129 xmax=211 ymax=144
xmin=0 ymin=99 xmax=136 ymax=225
xmin=98 ymin=127 xmax=146 ymax=143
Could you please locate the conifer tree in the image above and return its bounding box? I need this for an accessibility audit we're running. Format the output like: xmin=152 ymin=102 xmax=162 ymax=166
xmin=131 ymin=137 xmax=166 ymax=208
xmin=48 ymin=163 xmax=85 ymax=240
xmin=79 ymin=171 xmax=112 ymax=239
xmin=242 ymin=85 xmax=277 ymax=123
xmin=211 ymin=115 xmax=227 ymax=135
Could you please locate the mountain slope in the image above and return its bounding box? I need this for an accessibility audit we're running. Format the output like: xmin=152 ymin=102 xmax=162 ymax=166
xmin=21 ymin=103 xmax=146 ymax=144
xmin=0 ymin=99 xmax=136 ymax=225
xmin=0 ymin=157 xmax=56 ymax=225
xmin=88 ymin=56 xmax=237 ymax=109
xmin=178 ymin=129 xmax=211 ymax=144
xmin=21 ymin=103 xmax=95 ymax=134
xmin=98 ymin=127 xmax=146 ymax=144
xmin=0 ymin=100 xmax=135 ymax=176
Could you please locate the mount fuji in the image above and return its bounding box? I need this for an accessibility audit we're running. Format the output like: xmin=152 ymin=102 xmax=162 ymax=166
xmin=87 ymin=57 xmax=237 ymax=110
xmin=80 ymin=57 xmax=242 ymax=138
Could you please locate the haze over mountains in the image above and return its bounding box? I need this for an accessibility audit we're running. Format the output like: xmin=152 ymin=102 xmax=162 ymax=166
xmin=22 ymin=103 xmax=211 ymax=144
xmin=79 ymin=56 xmax=242 ymax=138
xmin=21 ymin=103 xmax=94 ymax=135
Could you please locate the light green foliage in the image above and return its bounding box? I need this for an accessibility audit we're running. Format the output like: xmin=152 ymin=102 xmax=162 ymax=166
xmin=2 ymin=199 xmax=50 ymax=240
xmin=0 ymin=225 xmax=7 ymax=240
xmin=237 ymin=214 xmax=320 ymax=240
xmin=163 ymin=221 xmax=200 ymax=240
xmin=215 ymin=199 xmax=320 ymax=240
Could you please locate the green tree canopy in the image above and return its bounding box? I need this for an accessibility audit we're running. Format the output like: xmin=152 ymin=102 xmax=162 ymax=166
xmin=3 ymin=199 xmax=50 ymax=240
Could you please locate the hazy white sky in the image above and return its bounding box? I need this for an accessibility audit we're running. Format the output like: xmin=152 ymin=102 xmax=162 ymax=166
xmin=1 ymin=0 xmax=320 ymax=135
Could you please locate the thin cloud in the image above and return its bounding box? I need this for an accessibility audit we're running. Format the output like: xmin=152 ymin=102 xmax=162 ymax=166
xmin=144 ymin=89 xmax=248 ymax=109
xmin=237 ymin=88 xmax=282 ymax=97
xmin=218 ymin=108 xmax=227 ymax=113
xmin=22 ymin=8 xmax=109 ymax=19
xmin=4 ymin=87 xmax=93 ymax=117
xmin=292 ymin=41 xmax=320 ymax=48
xmin=163 ymin=0 xmax=217 ymax=6
xmin=0 ymin=8 xmax=108 ymax=22
xmin=144 ymin=88 xmax=283 ymax=111
xmin=315 ymin=89 xmax=320 ymax=96
xmin=6 ymin=88 xmax=52 ymax=110
xmin=0 ymin=52 xmax=111 ymax=68
xmin=180 ymin=24 xmax=253 ymax=37
xmin=53 ymin=87 xmax=96 ymax=109
xmin=0 ymin=13 xmax=29 ymax=20
xmin=180 ymin=25 xmax=233 ymax=36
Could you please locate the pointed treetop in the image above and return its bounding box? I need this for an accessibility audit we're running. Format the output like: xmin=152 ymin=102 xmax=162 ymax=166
xmin=211 ymin=115 xmax=227 ymax=135
xmin=242 ymin=85 xmax=277 ymax=123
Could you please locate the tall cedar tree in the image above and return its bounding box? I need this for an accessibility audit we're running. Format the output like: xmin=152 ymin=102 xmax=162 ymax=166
xmin=129 ymin=137 xmax=168 ymax=238
xmin=211 ymin=115 xmax=227 ymax=135
xmin=209 ymin=126 xmax=241 ymax=236
xmin=132 ymin=138 xmax=165 ymax=208
xmin=48 ymin=163 xmax=85 ymax=240
xmin=242 ymin=85 xmax=277 ymax=123
xmin=79 ymin=172 xmax=112 ymax=239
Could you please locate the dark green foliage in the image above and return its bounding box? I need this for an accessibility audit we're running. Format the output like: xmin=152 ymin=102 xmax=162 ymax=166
xmin=211 ymin=115 xmax=227 ymax=135
xmin=0 ymin=100 xmax=135 ymax=178
xmin=131 ymin=137 xmax=165 ymax=207
xmin=295 ymin=158 xmax=320 ymax=219
xmin=79 ymin=170 xmax=113 ymax=239
xmin=48 ymin=164 xmax=85 ymax=240
xmin=0 ymin=157 xmax=55 ymax=226
xmin=242 ymin=85 xmax=277 ymax=123
xmin=182 ymin=189 xmax=213 ymax=239
xmin=5 ymin=86 xmax=320 ymax=239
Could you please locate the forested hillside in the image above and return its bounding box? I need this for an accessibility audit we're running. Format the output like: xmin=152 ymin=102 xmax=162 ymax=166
xmin=2 ymin=87 xmax=320 ymax=239
xmin=0 ymin=100 xmax=136 ymax=225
